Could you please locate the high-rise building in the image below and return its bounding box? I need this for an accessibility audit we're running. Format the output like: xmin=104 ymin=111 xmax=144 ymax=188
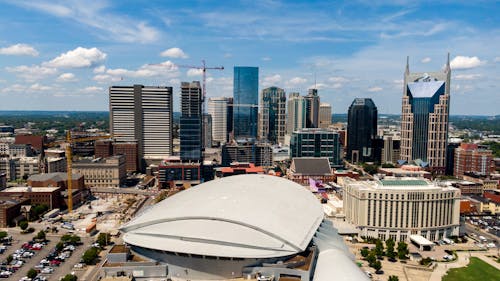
xmin=454 ymin=143 xmax=494 ymax=177
xmin=347 ymin=98 xmax=378 ymax=163
xmin=233 ymin=67 xmax=258 ymax=140
xmin=286 ymin=92 xmax=307 ymax=135
xmin=319 ymin=102 xmax=332 ymax=129
xmin=180 ymin=81 xmax=203 ymax=162
xmin=221 ymin=141 xmax=272 ymax=167
xmin=381 ymin=136 xmax=401 ymax=164
xmin=305 ymin=88 xmax=320 ymax=128
xmin=401 ymin=56 xmax=451 ymax=173
xmin=259 ymin=87 xmax=287 ymax=144
xmin=207 ymin=97 xmax=230 ymax=145
xmin=203 ymin=114 xmax=212 ymax=148
xmin=109 ymin=85 xmax=173 ymax=171
xmin=290 ymin=128 xmax=341 ymax=167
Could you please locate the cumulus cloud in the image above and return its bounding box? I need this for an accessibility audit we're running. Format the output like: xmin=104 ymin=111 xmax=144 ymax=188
xmin=287 ymin=77 xmax=307 ymax=85
xmin=262 ymin=74 xmax=282 ymax=87
xmin=82 ymin=86 xmax=104 ymax=93
xmin=160 ymin=47 xmax=188 ymax=58
xmin=0 ymin=44 xmax=39 ymax=56
xmin=44 ymin=47 xmax=107 ymax=68
xmin=454 ymin=74 xmax=481 ymax=80
xmin=328 ymin=76 xmax=349 ymax=83
xmin=5 ymin=65 xmax=57 ymax=81
xmin=93 ymin=74 xmax=122 ymax=83
xmin=57 ymin=73 xmax=77 ymax=82
xmin=421 ymin=57 xmax=431 ymax=63
xmin=261 ymin=56 xmax=272 ymax=61
xmin=30 ymin=83 xmax=52 ymax=91
xmin=97 ymin=60 xmax=179 ymax=82
xmin=93 ymin=65 xmax=106 ymax=73
xmin=187 ymin=68 xmax=203 ymax=77
xmin=368 ymin=86 xmax=383 ymax=92
xmin=449 ymin=56 xmax=483 ymax=70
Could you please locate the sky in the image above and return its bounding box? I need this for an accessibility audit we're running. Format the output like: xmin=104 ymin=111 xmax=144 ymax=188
xmin=0 ymin=0 xmax=498 ymax=115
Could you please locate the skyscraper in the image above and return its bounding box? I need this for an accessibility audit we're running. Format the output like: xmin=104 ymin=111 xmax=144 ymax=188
xmin=233 ymin=66 xmax=258 ymax=140
xmin=203 ymin=113 xmax=212 ymax=148
xmin=180 ymin=81 xmax=203 ymax=162
xmin=286 ymin=92 xmax=307 ymax=135
xmin=319 ymin=102 xmax=332 ymax=129
xmin=260 ymin=87 xmax=287 ymax=144
xmin=401 ymin=55 xmax=451 ymax=173
xmin=207 ymin=97 xmax=230 ymax=145
xmin=109 ymin=85 xmax=173 ymax=171
xmin=290 ymin=128 xmax=341 ymax=167
xmin=305 ymin=88 xmax=320 ymax=128
xmin=347 ymin=98 xmax=378 ymax=163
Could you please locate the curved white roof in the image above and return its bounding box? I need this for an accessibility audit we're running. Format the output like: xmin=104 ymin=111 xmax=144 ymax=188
xmin=121 ymin=174 xmax=324 ymax=258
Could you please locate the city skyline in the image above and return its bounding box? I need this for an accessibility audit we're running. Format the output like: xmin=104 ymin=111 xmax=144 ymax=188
xmin=0 ymin=1 xmax=498 ymax=115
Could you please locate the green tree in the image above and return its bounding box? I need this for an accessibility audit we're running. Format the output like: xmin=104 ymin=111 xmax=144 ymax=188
xmin=375 ymin=239 xmax=384 ymax=258
xmin=367 ymin=252 xmax=376 ymax=265
xmin=96 ymin=232 xmax=110 ymax=247
xmin=0 ymin=231 xmax=7 ymax=240
xmin=35 ymin=230 xmax=46 ymax=241
xmin=360 ymin=248 xmax=370 ymax=258
xmin=56 ymin=242 xmax=64 ymax=251
xmin=82 ymin=247 xmax=99 ymax=265
xmin=388 ymin=275 xmax=399 ymax=281
xmin=32 ymin=204 xmax=49 ymax=218
xmin=386 ymin=238 xmax=396 ymax=260
xmin=61 ymin=274 xmax=77 ymax=281
xmin=27 ymin=268 xmax=38 ymax=279
xmin=19 ymin=220 xmax=28 ymax=230
xmin=61 ymin=234 xmax=81 ymax=245
xmin=372 ymin=260 xmax=382 ymax=272
xmin=6 ymin=255 xmax=13 ymax=264
xmin=397 ymin=241 xmax=409 ymax=260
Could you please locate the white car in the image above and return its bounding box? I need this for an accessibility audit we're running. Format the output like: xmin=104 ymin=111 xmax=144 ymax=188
xmin=365 ymin=271 xmax=373 ymax=278
xmin=41 ymin=267 xmax=54 ymax=274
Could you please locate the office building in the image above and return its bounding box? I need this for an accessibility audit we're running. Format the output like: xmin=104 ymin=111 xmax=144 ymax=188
xmin=203 ymin=114 xmax=212 ymax=148
xmin=72 ymin=155 xmax=126 ymax=188
xmin=454 ymin=143 xmax=494 ymax=177
xmin=109 ymin=85 xmax=173 ymax=171
xmin=286 ymin=92 xmax=307 ymax=135
xmin=233 ymin=67 xmax=258 ymax=140
xmin=347 ymin=98 xmax=378 ymax=163
xmin=118 ymin=175 xmax=366 ymax=281
xmin=180 ymin=81 xmax=203 ymax=162
xmin=401 ymin=56 xmax=451 ymax=173
xmin=319 ymin=102 xmax=332 ymax=129
xmin=343 ymin=177 xmax=460 ymax=241
xmin=221 ymin=141 xmax=272 ymax=167
xmin=381 ymin=136 xmax=401 ymax=165
xmin=260 ymin=87 xmax=287 ymax=144
xmin=0 ymin=157 xmax=39 ymax=181
xmin=445 ymin=142 xmax=460 ymax=176
xmin=157 ymin=157 xmax=201 ymax=189
xmin=291 ymin=128 xmax=341 ymax=167
xmin=305 ymin=88 xmax=320 ymax=128
xmin=112 ymin=142 xmax=139 ymax=172
xmin=207 ymin=97 xmax=230 ymax=145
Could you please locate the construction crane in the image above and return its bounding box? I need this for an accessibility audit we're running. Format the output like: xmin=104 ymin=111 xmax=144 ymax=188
xmin=45 ymin=132 xmax=116 ymax=213
xmin=176 ymin=60 xmax=224 ymax=101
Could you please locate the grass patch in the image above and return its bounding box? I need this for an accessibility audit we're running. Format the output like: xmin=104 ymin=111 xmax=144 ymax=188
xmin=442 ymin=257 xmax=500 ymax=281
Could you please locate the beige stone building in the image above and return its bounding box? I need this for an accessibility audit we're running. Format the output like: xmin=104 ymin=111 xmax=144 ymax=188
xmin=72 ymin=155 xmax=126 ymax=188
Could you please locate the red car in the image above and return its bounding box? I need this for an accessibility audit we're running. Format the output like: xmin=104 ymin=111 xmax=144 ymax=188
xmin=50 ymin=260 xmax=61 ymax=266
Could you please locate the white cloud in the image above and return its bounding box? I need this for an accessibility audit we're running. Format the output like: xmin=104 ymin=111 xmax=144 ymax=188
xmin=44 ymin=47 xmax=107 ymax=68
xmin=1 ymin=84 xmax=25 ymax=93
xmin=287 ymin=77 xmax=307 ymax=85
xmin=0 ymin=44 xmax=39 ymax=56
xmin=332 ymin=83 xmax=343 ymax=89
xmin=223 ymin=53 xmax=232 ymax=58
xmin=82 ymin=86 xmax=104 ymax=93
xmin=160 ymin=47 xmax=188 ymax=58
xmin=421 ymin=57 xmax=431 ymax=63
xmin=93 ymin=74 xmax=122 ymax=83
xmin=454 ymin=74 xmax=481 ymax=80
xmin=261 ymin=56 xmax=272 ymax=61
xmin=187 ymin=68 xmax=203 ymax=77
xmin=5 ymin=65 xmax=57 ymax=81
xmin=309 ymin=83 xmax=327 ymax=89
xmin=93 ymin=65 xmax=106 ymax=73
xmin=368 ymin=86 xmax=383 ymax=92
xmin=30 ymin=83 xmax=52 ymax=91
xmin=262 ymin=74 xmax=281 ymax=87
xmin=57 ymin=73 xmax=77 ymax=82
xmin=103 ymin=60 xmax=179 ymax=80
xmin=449 ymin=56 xmax=483 ymax=70
xmin=328 ymin=76 xmax=349 ymax=83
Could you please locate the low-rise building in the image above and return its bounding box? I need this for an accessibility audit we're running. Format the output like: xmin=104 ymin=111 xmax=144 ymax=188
xmin=46 ymin=157 xmax=66 ymax=173
xmin=0 ymin=186 xmax=61 ymax=209
xmin=28 ymin=172 xmax=85 ymax=191
xmin=343 ymin=177 xmax=460 ymax=241
xmin=0 ymin=197 xmax=30 ymax=227
xmin=157 ymin=157 xmax=201 ymax=188
xmin=214 ymin=162 xmax=264 ymax=178
xmin=452 ymin=181 xmax=483 ymax=196
xmin=291 ymin=128 xmax=341 ymax=167
xmin=287 ymin=158 xmax=334 ymax=186
xmin=378 ymin=165 xmax=432 ymax=179
xmin=0 ymin=157 xmax=39 ymax=181
xmin=73 ymin=156 xmax=126 ymax=188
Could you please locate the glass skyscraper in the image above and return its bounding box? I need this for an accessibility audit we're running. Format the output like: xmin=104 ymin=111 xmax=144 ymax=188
xmin=233 ymin=66 xmax=258 ymax=140
xmin=347 ymin=98 xmax=378 ymax=163
xmin=180 ymin=81 xmax=203 ymax=162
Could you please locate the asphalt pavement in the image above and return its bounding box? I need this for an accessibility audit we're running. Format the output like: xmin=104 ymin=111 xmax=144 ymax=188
xmin=8 ymin=235 xmax=58 ymax=281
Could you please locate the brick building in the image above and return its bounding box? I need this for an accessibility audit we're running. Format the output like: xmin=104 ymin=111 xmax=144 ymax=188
xmin=0 ymin=187 xmax=61 ymax=209
xmin=454 ymin=143 xmax=494 ymax=177
xmin=287 ymin=157 xmax=335 ymax=186
xmin=15 ymin=135 xmax=45 ymax=153
xmin=28 ymin=173 xmax=85 ymax=191
xmin=0 ymin=197 xmax=30 ymax=227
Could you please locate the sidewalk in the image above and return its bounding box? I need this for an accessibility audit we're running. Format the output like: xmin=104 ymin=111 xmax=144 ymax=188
xmin=428 ymin=250 xmax=500 ymax=281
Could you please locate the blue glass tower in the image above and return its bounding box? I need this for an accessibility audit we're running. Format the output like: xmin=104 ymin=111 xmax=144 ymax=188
xmin=233 ymin=66 xmax=258 ymax=140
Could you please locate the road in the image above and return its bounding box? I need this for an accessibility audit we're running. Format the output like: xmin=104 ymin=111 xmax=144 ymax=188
xmin=49 ymin=236 xmax=91 ymax=281
xmin=464 ymin=223 xmax=500 ymax=243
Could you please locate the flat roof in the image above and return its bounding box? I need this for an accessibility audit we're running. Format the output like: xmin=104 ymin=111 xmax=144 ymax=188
xmin=2 ymin=186 xmax=60 ymax=193
xmin=410 ymin=235 xmax=434 ymax=246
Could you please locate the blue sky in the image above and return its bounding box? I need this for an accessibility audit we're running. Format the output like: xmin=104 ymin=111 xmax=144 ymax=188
xmin=0 ymin=0 xmax=498 ymax=115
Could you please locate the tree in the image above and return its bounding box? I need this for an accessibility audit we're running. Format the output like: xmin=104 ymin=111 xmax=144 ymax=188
xmin=27 ymin=268 xmax=38 ymax=279
xmin=375 ymin=239 xmax=384 ymax=258
xmin=372 ymin=260 xmax=382 ymax=273
xmin=82 ymin=247 xmax=99 ymax=265
xmin=397 ymin=241 xmax=409 ymax=260
xmin=6 ymin=255 xmax=13 ymax=264
xmin=56 ymin=242 xmax=64 ymax=251
xmin=96 ymin=232 xmax=110 ymax=247
xmin=388 ymin=276 xmax=399 ymax=281
xmin=19 ymin=220 xmax=28 ymax=230
xmin=35 ymin=230 xmax=46 ymax=241
xmin=0 ymin=231 xmax=7 ymax=240
xmin=386 ymin=238 xmax=396 ymax=260
xmin=366 ymin=252 xmax=376 ymax=265
xmin=62 ymin=234 xmax=81 ymax=245
xmin=360 ymin=248 xmax=370 ymax=258
xmin=61 ymin=274 xmax=77 ymax=281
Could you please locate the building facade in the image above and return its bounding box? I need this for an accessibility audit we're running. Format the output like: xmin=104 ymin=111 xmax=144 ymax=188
xmin=343 ymin=177 xmax=460 ymax=241
xmin=286 ymin=92 xmax=307 ymax=135
xmin=291 ymin=128 xmax=341 ymax=167
xmin=305 ymin=89 xmax=320 ymax=128
xmin=260 ymin=87 xmax=287 ymax=144
xmin=454 ymin=143 xmax=494 ymax=177
xmin=221 ymin=141 xmax=272 ymax=167
xmin=72 ymin=155 xmax=126 ymax=188
xmin=203 ymin=114 xmax=212 ymax=149
xmin=347 ymin=98 xmax=378 ymax=163
xmin=233 ymin=67 xmax=259 ymax=140
xmin=0 ymin=157 xmax=39 ymax=181
xmin=381 ymin=136 xmax=401 ymax=165
xmin=109 ymin=85 xmax=173 ymax=170
xmin=401 ymin=56 xmax=451 ymax=173
xmin=180 ymin=81 xmax=203 ymax=162
xmin=207 ymin=97 xmax=230 ymax=145
xmin=319 ymin=103 xmax=332 ymax=129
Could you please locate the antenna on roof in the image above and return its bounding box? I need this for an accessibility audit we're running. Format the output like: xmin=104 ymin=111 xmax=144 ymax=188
xmin=405 ymin=56 xmax=410 ymax=74
xmin=445 ymin=52 xmax=451 ymax=72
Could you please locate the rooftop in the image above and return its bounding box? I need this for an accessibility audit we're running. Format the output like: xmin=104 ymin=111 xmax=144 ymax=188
xmin=290 ymin=158 xmax=331 ymax=175
xmin=2 ymin=186 xmax=60 ymax=193
xmin=28 ymin=172 xmax=83 ymax=182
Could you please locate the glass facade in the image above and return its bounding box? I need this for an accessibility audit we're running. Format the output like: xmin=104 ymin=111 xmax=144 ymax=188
xmin=180 ymin=82 xmax=202 ymax=162
xmin=290 ymin=129 xmax=341 ymax=167
xmin=233 ymin=67 xmax=258 ymax=140
xmin=347 ymin=98 xmax=378 ymax=162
